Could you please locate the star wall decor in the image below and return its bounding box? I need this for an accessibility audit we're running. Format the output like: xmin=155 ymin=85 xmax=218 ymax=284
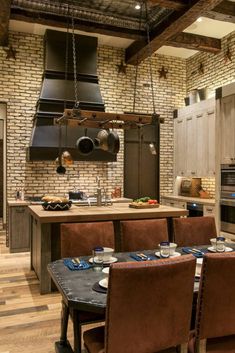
xmin=4 ymin=46 xmax=17 ymax=60
xmin=158 ymin=66 xmax=168 ymax=79
xmin=117 ymin=61 xmax=127 ymax=74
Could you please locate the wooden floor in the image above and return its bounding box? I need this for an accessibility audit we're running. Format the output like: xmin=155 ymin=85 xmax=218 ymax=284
xmin=0 ymin=221 xmax=95 ymax=353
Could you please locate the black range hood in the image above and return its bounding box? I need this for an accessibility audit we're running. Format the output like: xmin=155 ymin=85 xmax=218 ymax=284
xmin=28 ymin=29 xmax=116 ymax=162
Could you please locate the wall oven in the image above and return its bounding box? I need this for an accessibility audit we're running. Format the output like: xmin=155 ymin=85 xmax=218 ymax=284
xmin=221 ymin=165 xmax=235 ymax=234
xmin=221 ymin=164 xmax=235 ymax=198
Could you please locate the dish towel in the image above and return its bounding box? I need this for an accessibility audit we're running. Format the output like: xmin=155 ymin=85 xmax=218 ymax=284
xmin=182 ymin=248 xmax=207 ymax=258
xmin=63 ymin=258 xmax=91 ymax=270
xmin=129 ymin=254 xmax=156 ymax=261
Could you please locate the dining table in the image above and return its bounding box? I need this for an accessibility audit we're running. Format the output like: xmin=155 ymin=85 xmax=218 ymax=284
xmin=47 ymin=244 xmax=235 ymax=353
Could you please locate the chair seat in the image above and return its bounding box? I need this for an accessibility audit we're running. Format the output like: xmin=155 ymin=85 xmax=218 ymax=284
xmin=84 ymin=326 xmax=181 ymax=353
xmin=188 ymin=332 xmax=235 ymax=353
xmin=71 ymin=310 xmax=104 ymax=324
xmin=84 ymin=326 xmax=105 ymax=353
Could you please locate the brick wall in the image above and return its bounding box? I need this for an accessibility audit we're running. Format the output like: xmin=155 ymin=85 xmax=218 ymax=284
xmin=1 ymin=31 xmax=186 ymax=200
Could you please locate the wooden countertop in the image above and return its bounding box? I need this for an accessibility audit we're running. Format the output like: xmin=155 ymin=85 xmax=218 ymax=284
xmin=161 ymin=195 xmax=215 ymax=205
xmin=28 ymin=203 xmax=188 ymax=223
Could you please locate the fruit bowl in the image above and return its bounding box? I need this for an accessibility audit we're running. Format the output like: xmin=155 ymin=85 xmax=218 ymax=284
xmin=42 ymin=201 xmax=72 ymax=211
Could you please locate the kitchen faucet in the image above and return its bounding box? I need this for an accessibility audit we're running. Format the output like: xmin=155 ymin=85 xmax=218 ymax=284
xmin=96 ymin=176 xmax=102 ymax=206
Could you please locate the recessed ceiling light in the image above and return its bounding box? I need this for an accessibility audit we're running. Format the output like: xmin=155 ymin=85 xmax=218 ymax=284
xmin=197 ymin=17 xmax=202 ymax=22
xmin=135 ymin=4 xmax=141 ymax=10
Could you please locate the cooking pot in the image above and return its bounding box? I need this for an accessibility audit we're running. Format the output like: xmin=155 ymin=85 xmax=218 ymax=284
xmin=107 ymin=130 xmax=120 ymax=154
xmin=94 ymin=129 xmax=109 ymax=151
xmin=76 ymin=136 xmax=94 ymax=155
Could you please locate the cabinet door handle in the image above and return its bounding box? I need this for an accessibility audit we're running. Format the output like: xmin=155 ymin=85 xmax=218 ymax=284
xmin=206 ymin=208 xmax=213 ymax=212
xmin=191 ymin=171 xmax=196 ymax=175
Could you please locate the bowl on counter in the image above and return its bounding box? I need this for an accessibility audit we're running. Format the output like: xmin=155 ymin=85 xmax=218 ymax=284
xmin=42 ymin=201 xmax=72 ymax=211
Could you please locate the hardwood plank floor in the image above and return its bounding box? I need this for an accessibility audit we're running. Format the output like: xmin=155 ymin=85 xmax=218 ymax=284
xmin=0 ymin=221 xmax=100 ymax=353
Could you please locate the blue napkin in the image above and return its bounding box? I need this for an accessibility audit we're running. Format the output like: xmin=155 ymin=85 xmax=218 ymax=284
xmin=182 ymin=247 xmax=207 ymax=258
xmin=129 ymin=253 xmax=156 ymax=261
xmin=63 ymin=258 xmax=91 ymax=270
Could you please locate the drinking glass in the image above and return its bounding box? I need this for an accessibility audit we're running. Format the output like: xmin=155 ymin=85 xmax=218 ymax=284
xmin=216 ymin=237 xmax=225 ymax=252
xmin=92 ymin=246 xmax=104 ymax=271
xmin=160 ymin=241 xmax=170 ymax=258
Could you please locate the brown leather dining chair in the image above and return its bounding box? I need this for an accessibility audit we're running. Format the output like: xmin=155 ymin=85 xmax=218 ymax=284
xmin=188 ymin=252 xmax=235 ymax=353
xmin=83 ymin=255 xmax=196 ymax=353
xmin=120 ymin=218 xmax=169 ymax=252
xmin=172 ymin=216 xmax=217 ymax=247
xmin=60 ymin=221 xmax=115 ymax=353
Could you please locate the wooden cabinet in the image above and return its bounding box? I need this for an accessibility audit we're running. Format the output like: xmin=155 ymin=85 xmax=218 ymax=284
xmin=174 ymin=98 xmax=215 ymax=178
xmin=161 ymin=197 xmax=187 ymax=210
xmin=203 ymin=204 xmax=215 ymax=217
xmin=220 ymin=95 xmax=235 ymax=164
xmin=8 ymin=205 xmax=30 ymax=253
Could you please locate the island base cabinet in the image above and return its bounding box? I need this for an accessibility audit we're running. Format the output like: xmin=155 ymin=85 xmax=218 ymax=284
xmin=8 ymin=206 xmax=30 ymax=253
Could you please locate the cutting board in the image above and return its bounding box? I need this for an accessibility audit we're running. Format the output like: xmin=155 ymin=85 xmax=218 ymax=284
xmin=129 ymin=202 xmax=160 ymax=209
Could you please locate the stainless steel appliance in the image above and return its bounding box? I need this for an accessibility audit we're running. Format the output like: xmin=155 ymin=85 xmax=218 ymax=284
xmin=186 ymin=202 xmax=203 ymax=217
xmin=221 ymin=164 xmax=235 ymax=198
xmin=220 ymin=199 xmax=235 ymax=234
xmin=220 ymin=165 xmax=235 ymax=234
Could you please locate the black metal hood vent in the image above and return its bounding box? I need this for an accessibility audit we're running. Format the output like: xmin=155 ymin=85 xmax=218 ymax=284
xmin=28 ymin=29 xmax=116 ymax=161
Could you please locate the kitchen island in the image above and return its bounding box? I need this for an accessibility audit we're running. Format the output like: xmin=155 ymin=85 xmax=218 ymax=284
xmin=28 ymin=203 xmax=188 ymax=294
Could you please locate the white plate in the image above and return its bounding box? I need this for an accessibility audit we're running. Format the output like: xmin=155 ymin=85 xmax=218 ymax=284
xmin=99 ymin=278 xmax=108 ymax=289
xmin=207 ymin=246 xmax=233 ymax=253
xmin=89 ymin=256 xmax=118 ymax=264
xmin=155 ymin=251 xmax=181 ymax=258
xmin=102 ymin=267 xmax=110 ymax=274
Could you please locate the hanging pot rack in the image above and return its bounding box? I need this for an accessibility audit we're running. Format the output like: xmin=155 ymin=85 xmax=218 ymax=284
xmin=54 ymin=109 xmax=161 ymax=129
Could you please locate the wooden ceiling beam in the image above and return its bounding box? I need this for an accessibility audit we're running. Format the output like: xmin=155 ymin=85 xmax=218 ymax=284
xmin=0 ymin=0 xmax=11 ymax=46
xmin=167 ymin=32 xmax=221 ymax=53
xmin=203 ymin=0 xmax=235 ymax=23
xmin=148 ymin=0 xmax=187 ymax=10
xmin=125 ymin=0 xmax=224 ymax=64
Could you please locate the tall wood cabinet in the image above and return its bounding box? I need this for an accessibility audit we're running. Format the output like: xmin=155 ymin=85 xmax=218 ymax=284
xmin=174 ymin=98 xmax=215 ymax=178
xmin=220 ymin=94 xmax=235 ymax=164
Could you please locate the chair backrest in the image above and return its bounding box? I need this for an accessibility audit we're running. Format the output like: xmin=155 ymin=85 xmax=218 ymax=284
xmin=120 ymin=218 xmax=168 ymax=252
xmin=60 ymin=221 xmax=115 ymax=257
xmin=195 ymin=253 xmax=235 ymax=343
xmin=105 ymin=255 xmax=196 ymax=353
xmin=173 ymin=216 xmax=217 ymax=247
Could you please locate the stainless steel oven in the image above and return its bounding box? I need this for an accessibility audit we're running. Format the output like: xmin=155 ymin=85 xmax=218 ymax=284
xmin=221 ymin=164 xmax=235 ymax=198
xmin=220 ymin=199 xmax=235 ymax=234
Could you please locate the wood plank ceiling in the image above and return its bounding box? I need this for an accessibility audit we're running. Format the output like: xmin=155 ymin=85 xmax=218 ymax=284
xmin=1 ymin=0 xmax=234 ymax=63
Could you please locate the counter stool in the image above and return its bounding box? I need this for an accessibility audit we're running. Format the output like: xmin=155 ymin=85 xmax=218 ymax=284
xmin=120 ymin=218 xmax=169 ymax=252
xmin=59 ymin=221 xmax=115 ymax=353
xmin=172 ymin=216 xmax=217 ymax=247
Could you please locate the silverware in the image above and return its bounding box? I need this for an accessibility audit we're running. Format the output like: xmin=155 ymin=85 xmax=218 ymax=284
xmin=136 ymin=253 xmax=151 ymax=261
xmin=72 ymin=257 xmax=81 ymax=265
xmin=191 ymin=248 xmax=204 ymax=255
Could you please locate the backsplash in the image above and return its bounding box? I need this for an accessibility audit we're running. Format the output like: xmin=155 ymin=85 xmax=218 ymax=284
xmin=201 ymin=178 xmax=215 ymax=199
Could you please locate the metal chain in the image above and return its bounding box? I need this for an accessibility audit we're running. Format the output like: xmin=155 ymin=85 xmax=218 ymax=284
xmin=71 ymin=7 xmax=79 ymax=108
xmin=64 ymin=6 xmax=69 ymax=147
xmin=144 ymin=0 xmax=156 ymax=115
xmin=132 ymin=3 xmax=143 ymax=113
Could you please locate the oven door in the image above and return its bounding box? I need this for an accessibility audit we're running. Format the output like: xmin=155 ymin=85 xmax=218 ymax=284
xmin=221 ymin=167 xmax=235 ymax=192
xmin=221 ymin=199 xmax=235 ymax=234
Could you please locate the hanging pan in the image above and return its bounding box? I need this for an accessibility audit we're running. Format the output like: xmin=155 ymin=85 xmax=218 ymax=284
xmin=94 ymin=129 xmax=109 ymax=151
xmin=76 ymin=129 xmax=94 ymax=155
xmin=107 ymin=130 xmax=120 ymax=154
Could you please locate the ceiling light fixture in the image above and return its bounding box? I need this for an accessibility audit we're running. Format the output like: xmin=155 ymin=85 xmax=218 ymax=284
xmin=197 ymin=17 xmax=202 ymax=22
xmin=135 ymin=4 xmax=141 ymax=10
